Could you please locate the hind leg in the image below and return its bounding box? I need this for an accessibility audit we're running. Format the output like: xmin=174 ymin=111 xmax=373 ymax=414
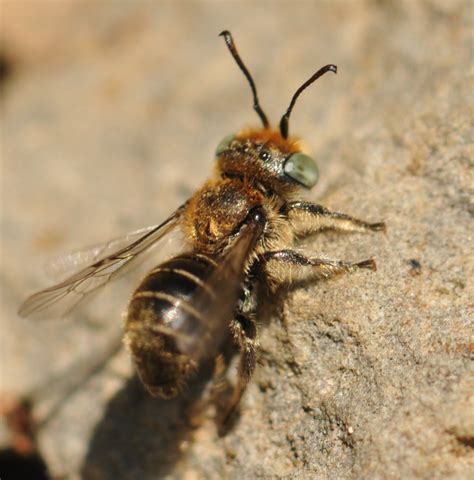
xmin=213 ymin=279 xmax=260 ymax=432
xmin=218 ymin=313 xmax=259 ymax=426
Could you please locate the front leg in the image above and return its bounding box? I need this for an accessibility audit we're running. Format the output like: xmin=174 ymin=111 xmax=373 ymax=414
xmin=283 ymin=201 xmax=385 ymax=236
xmin=261 ymin=250 xmax=376 ymax=289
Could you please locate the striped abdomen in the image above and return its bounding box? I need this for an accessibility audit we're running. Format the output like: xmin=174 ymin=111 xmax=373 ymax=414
xmin=124 ymin=253 xmax=219 ymax=398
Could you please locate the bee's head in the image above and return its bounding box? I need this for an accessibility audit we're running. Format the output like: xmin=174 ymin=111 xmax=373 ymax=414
xmin=216 ymin=129 xmax=319 ymax=193
xmin=217 ymin=30 xmax=336 ymax=194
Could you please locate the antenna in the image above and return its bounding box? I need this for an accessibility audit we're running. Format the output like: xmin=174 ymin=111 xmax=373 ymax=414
xmin=280 ymin=64 xmax=337 ymax=139
xmin=219 ymin=30 xmax=269 ymax=129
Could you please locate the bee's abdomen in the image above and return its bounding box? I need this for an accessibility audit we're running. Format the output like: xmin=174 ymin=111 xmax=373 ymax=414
xmin=125 ymin=253 xmax=216 ymax=398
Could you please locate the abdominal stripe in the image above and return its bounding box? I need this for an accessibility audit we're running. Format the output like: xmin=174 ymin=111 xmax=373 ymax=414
xmin=192 ymin=252 xmax=218 ymax=267
xmin=149 ymin=266 xmax=216 ymax=298
xmin=133 ymin=291 xmax=206 ymax=324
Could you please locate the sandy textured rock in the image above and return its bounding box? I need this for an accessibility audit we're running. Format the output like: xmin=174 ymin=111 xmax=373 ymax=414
xmin=1 ymin=1 xmax=472 ymax=479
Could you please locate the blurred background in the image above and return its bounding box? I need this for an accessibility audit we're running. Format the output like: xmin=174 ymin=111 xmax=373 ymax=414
xmin=1 ymin=1 xmax=472 ymax=479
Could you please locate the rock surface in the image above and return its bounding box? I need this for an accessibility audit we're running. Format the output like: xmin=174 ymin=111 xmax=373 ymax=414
xmin=1 ymin=1 xmax=472 ymax=479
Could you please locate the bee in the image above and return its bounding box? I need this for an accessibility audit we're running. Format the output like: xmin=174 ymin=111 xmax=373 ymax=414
xmin=19 ymin=31 xmax=385 ymax=424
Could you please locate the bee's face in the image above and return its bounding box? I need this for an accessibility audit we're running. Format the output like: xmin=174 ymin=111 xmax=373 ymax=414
xmin=215 ymin=129 xmax=319 ymax=194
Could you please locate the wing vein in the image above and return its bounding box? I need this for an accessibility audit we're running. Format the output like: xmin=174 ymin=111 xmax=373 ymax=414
xmin=19 ymin=205 xmax=186 ymax=319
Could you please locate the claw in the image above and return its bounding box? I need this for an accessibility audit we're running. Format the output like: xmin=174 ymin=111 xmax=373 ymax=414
xmin=356 ymin=258 xmax=377 ymax=271
xmin=370 ymin=222 xmax=386 ymax=232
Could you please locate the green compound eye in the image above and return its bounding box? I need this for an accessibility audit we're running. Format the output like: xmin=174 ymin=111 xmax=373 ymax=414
xmin=283 ymin=152 xmax=319 ymax=188
xmin=215 ymin=133 xmax=235 ymax=155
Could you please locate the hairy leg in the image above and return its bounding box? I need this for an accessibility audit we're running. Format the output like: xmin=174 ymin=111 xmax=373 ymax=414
xmin=282 ymin=201 xmax=385 ymax=236
xmin=261 ymin=249 xmax=376 ymax=288
xmin=216 ymin=312 xmax=259 ymax=429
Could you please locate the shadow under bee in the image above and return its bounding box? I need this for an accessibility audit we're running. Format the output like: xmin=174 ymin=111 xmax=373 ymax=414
xmin=81 ymin=368 xmax=213 ymax=480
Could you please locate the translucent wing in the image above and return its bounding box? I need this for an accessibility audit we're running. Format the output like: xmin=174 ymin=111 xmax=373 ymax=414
xmin=45 ymin=225 xmax=165 ymax=282
xmin=19 ymin=205 xmax=186 ymax=319
xmin=175 ymin=209 xmax=266 ymax=359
